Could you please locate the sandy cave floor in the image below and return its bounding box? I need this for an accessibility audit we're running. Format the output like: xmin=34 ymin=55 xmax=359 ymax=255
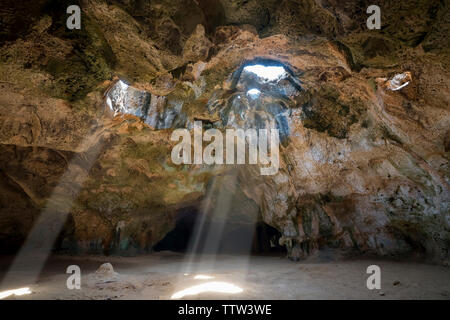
xmin=0 ymin=252 xmax=449 ymax=300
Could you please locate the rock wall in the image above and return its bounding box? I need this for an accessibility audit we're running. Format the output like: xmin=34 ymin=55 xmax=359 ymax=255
xmin=0 ymin=0 xmax=448 ymax=262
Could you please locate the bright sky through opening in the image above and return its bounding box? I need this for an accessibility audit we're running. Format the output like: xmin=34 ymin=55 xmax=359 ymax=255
xmin=243 ymin=65 xmax=286 ymax=81
xmin=247 ymin=88 xmax=261 ymax=99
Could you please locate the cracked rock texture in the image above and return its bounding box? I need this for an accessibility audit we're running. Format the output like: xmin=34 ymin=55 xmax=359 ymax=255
xmin=0 ymin=0 xmax=448 ymax=263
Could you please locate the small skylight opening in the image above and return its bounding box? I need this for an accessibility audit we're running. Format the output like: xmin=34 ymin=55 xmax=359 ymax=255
xmin=247 ymin=88 xmax=261 ymax=99
xmin=243 ymin=65 xmax=287 ymax=81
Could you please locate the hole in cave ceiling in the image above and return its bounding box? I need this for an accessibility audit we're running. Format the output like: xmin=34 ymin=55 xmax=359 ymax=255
xmin=243 ymin=65 xmax=288 ymax=82
xmin=212 ymin=59 xmax=304 ymax=146
xmin=246 ymin=88 xmax=261 ymax=99
xmin=234 ymin=59 xmax=303 ymax=102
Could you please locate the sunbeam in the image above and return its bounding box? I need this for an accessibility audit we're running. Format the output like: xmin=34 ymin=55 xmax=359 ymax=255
xmin=194 ymin=275 xmax=215 ymax=280
xmin=0 ymin=123 xmax=107 ymax=290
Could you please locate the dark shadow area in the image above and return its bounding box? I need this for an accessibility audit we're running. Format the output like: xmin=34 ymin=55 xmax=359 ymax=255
xmin=153 ymin=206 xmax=199 ymax=253
xmin=251 ymin=222 xmax=286 ymax=254
xmin=153 ymin=207 xmax=285 ymax=255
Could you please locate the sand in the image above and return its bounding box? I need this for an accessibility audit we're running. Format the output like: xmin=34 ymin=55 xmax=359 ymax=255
xmin=0 ymin=252 xmax=449 ymax=300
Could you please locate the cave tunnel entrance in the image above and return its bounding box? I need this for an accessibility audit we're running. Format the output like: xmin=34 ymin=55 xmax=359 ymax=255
xmin=153 ymin=206 xmax=286 ymax=255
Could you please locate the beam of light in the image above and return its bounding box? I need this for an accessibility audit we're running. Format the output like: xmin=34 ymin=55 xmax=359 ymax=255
xmin=1 ymin=123 xmax=107 ymax=290
xmin=243 ymin=65 xmax=286 ymax=81
xmin=177 ymin=167 xmax=258 ymax=291
xmin=247 ymin=88 xmax=261 ymax=99
xmin=0 ymin=287 xmax=32 ymax=300
xmin=171 ymin=282 xmax=243 ymax=299
xmin=197 ymin=173 xmax=238 ymax=271
xmin=180 ymin=175 xmax=220 ymax=276
xmin=194 ymin=275 xmax=215 ymax=280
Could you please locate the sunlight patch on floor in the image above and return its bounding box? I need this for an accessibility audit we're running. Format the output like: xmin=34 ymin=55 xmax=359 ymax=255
xmin=194 ymin=275 xmax=215 ymax=280
xmin=0 ymin=287 xmax=32 ymax=300
xmin=171 ymin=282 xmax=243 ymax=299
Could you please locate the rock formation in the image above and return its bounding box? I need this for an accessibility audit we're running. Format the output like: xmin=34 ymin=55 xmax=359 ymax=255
xmin=0 ymin=0 xmax=448 ymax=263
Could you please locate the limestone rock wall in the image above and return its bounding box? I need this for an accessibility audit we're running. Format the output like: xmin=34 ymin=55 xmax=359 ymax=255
xmin=0 ymin=0 xmax=448 ymax=262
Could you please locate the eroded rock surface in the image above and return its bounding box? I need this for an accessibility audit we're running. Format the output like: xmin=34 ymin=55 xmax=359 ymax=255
xmin=0 ymin=0 xmax=448 ymax=263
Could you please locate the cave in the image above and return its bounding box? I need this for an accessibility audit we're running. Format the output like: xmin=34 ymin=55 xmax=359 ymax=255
xmin=154 ymin=206 xmax=285 ymax=255
xmin=0 ymin=0 xmax=449 ymax=303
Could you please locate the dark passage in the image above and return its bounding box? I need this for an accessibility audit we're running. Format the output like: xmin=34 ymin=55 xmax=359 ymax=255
xmin=153 ymin=207 xmax=285 ymax=255
xmin=251 ymin=222 xmax=286 ymax=254
xmin=153 ymin=206 xmax=198 ymax=252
